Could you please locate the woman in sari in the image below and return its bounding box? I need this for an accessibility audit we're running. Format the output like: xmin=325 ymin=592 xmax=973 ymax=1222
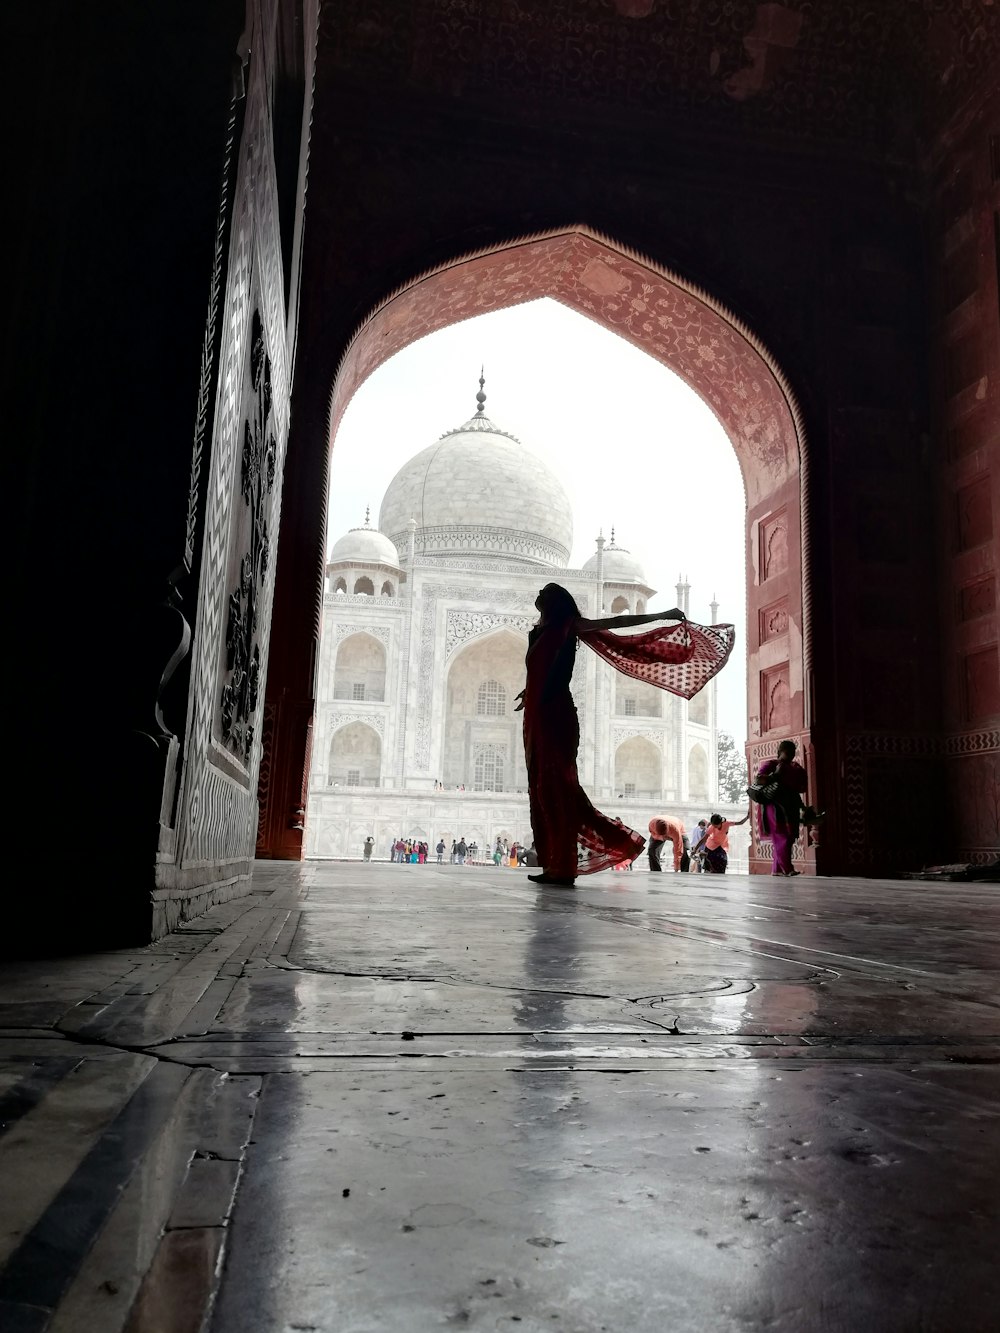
xmin=515 ymin=583 xmax=735 ymax=887
xmin=755 ymin=739 xmax=809 ymax=876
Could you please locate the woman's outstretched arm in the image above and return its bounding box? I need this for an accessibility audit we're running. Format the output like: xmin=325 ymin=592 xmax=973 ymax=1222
xmin=578 ymin=607 xmax=686 ymax=632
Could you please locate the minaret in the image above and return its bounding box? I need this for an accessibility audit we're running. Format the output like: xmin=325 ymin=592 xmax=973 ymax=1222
xmin=595 ymin=529 xmax=606 ymax=614
xmin=407 ymin=516 xmax=417 ymax=572
xmin=709 ymin=592 xmax=719 ymax=625
xmin=675 ymin=573 xmax=691 ymax=616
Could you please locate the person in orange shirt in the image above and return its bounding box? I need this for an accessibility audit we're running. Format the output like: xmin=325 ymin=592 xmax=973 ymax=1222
xmin=647 ymin=816 xmax=685 ymax=872
xmin=691 ymin=810 xmax=750 ymax=874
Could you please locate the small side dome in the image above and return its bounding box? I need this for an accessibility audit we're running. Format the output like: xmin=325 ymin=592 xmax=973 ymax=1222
xmin=583 ymin=531 xmax=647 ymax=585
xmin=328 ymin=510 xmax=402 ymax=569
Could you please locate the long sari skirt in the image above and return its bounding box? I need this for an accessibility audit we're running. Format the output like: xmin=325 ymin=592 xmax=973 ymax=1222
xmin=759 ymin=795 xmax=800 ymax=875
xmin=524 ymin=689 xmax=644 ymax=878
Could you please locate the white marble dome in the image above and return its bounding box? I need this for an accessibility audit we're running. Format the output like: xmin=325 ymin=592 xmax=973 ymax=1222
xmin=328 ymin=523 xmax=401 ymax=568
xmin=379 ymin=399 xmax=573 ymax=568
xmin=583 ymin=538 xmax=648 ymax=585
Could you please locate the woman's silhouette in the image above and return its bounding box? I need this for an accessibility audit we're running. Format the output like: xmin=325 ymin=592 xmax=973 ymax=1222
xmin=516 ymin=583 xmax=734 ymax=886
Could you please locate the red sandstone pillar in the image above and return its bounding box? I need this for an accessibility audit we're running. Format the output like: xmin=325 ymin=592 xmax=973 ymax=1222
xmin=257 ymin=396 xmax=328 ymax=860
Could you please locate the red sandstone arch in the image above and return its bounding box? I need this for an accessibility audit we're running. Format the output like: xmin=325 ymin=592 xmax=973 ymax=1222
xmin=264 ymin=227 xmax=813 ymax=872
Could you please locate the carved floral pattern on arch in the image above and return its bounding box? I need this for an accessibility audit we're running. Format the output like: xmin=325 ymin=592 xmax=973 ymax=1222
xmin=331 ymin=231 xmax=800 ymax=506
xmin=446 ymin=611 xmax=534 ymax=658
xmin=220 ymin=309 xmax=277 ymax=763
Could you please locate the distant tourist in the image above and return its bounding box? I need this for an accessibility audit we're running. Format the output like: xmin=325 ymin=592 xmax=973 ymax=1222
xmin=691 ymin=811 xmax=750 ymax=874
xmin=363 ymin=836 xmax=374 ymax=862
xmin=647 ymin=816 xmax=685 ymax=872
xmin=436 ymin=839 xmax=445 ymax=863
xmin=516 ymin=582 xmax=731 ymax=886
xmin=450 ymin=839 xmax=457 ymax=864
xmin=456 ymin=837 xmax=467 ymax=865
xmin=690 ymin=820 xmax=708 ymax=871
xmin=752 ymin=739 xmax=814 ymax=877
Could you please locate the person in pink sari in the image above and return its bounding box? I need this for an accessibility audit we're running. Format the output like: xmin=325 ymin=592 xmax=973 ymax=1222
xmin=755 ymin=739 xmax=809 ymax=875
xmin=515 ymin=583 xmax=735 ymax=887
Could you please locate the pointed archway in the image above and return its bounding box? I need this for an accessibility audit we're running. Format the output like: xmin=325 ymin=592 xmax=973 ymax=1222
xmin=259 ymin=227 xmax=811 ymax=873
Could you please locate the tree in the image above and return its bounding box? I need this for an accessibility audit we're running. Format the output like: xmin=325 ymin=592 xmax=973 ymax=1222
xmin=717 ymin=731 xmax=747 ymax=803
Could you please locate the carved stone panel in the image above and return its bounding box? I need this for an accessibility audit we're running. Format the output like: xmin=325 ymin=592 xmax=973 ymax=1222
xmin=759 ymin=598 xmax=789 ymax=643
xmin=956 ymin=475 xmax=993 ymax=551
xmin=760 ymin=663 xmax=791 ymax=734
xmin=173 ymin=36 xmax=290 ymax=874
xmin=217 ymin=308 xmax=277 ymax=764
xmin=760 ymin=511 xmax=788 ymax=582
xmin=959 ymin=576 xmax=996 ymax=622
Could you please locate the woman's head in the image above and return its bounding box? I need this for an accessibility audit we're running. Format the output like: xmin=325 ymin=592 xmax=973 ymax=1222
xmin=777 ymin=739 xmax=797 ymax=760
xmin=535 ymin=582 xmax=580 ymax=623
xmin=709 ymin=813 xmax=723 ymax=826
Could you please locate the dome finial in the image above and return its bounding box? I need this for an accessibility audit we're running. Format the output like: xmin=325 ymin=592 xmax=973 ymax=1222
xmin=475 ymin=366 xmax=486 ymax=416
xmin=364 ymin=505 xmax=370 ymax=527
xmin=610 ymin=525 xmax=616 ymax=547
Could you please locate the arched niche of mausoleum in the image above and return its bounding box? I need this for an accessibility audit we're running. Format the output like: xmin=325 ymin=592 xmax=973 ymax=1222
xmin=611 ymin=594 xmax=630 ymax=614
xmin=353 ymin=575 xmax=375 ymax=596
xmin=380 ymin=580 xmax=395 ymax=597
xmin=688 ymin=743 xmax=709 ymax=802
xmin=614 ymin=736 xmax=662 ymax=800
xmin=616 ymin=677 xmax=663 ymax=719
xmin=328 ymin=722 xmax=381 ymax=788
xmin=688 ymin=691 xmax=709 ymax=725
xmin=333 ymin=632 xmax=386 ymax=702
xmin=332 ymin=577 xmax=347 ymax=594
xmin=443 ymin=631 xmax=527 ymax=791
xmin=636 ymin=598 xmax=646 ymax=613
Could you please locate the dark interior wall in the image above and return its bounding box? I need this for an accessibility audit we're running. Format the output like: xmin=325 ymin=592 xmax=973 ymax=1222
xmin=6 ymin=3 xmax=245 ymax=945
xmin=930 ymin=83 xmax=1000 ymax=863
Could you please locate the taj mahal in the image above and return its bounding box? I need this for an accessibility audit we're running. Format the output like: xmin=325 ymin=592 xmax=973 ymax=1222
xmin=305 ymin=382 xmax=747 ymax=866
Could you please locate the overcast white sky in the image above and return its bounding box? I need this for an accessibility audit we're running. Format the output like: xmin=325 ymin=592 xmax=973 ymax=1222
xmin=326 ymin=297 xmax=748 ymax=741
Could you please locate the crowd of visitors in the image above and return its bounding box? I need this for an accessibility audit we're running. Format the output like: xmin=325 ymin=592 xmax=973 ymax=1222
xmin=360 ymin=834 xmax=539 ymax=867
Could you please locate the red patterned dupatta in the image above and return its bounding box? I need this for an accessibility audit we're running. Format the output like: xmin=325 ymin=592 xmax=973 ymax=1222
xmin=577 ymin=619 xmax=735 ymax=698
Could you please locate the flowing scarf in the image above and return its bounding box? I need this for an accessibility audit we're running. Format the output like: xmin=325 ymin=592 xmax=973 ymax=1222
xmin=577 ymin=619 xmax=735 ymax=699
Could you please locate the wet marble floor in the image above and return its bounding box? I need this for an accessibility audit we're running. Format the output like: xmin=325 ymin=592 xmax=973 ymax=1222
xmin=1 ymin=862 xmax=999 ymax=1331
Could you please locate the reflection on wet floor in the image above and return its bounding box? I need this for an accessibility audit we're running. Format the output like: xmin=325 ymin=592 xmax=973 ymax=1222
xmin=1 ymin=862 xmax=999 ymax=1331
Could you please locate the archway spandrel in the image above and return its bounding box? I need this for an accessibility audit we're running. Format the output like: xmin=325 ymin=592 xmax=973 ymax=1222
xmin=330 ymin=231 xmax=802 ymax=508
